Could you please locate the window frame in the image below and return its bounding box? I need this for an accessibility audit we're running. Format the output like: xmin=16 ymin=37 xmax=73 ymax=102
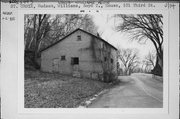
xmin=77 ymin=35 xmax=81 ymax=41
xmin=111 ymin=58 xmax=114 ymax=63
xmin=104 ymin=57 xmax=107 ymax=62
xmin=61 ymin=55 xmax=66 ymax=61
xmin=71 ymin=57 xmax=79 ymax=65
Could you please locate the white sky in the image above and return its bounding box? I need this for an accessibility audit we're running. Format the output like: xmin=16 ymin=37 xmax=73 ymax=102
xmin=92 ymin=14 xmax=155 ymax=60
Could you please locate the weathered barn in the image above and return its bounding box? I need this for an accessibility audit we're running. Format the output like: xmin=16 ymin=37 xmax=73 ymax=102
xmin=41 ymin=28 xmax=117 ymax=82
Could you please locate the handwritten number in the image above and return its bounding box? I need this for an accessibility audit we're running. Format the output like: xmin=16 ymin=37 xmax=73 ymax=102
xmin=164 ymin=3 xmax=176 ymax=9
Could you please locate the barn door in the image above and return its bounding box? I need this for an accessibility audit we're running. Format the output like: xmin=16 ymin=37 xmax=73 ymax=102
xmin=71 ymin=57 xmax=80 ymax=77
xmin=52 ymin=58 xmax=59 ymax=72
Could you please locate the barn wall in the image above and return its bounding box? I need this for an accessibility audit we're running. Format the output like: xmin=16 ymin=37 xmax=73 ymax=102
xmin=41 ymin=30 xmax=99 ymax=75
xmin=94 ymin=37 xmax=117 ymax=78
xmin=41 ymin=30 xmax=117 ymax=80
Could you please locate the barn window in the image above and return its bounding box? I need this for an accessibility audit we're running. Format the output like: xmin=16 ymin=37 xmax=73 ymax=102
xmin=77 ymin=35 xmax=81 ymax=41
xmin=111 ymin=58 xmax=114 ymax=63
xmin=71 ymin=57 xmax=79 ymax=65
xmin=61 ymin=55 xmax=66 ymax=61
xmin=101 ymin=43 xmax=103 ymax=48
xmin=103 ymin=44 xmax=105 ymax=48
xmin=104 ymin=57 xmax=107 ymax=62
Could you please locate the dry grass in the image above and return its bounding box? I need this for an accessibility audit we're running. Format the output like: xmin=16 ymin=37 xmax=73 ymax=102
xmin=25 ymin=70 xmax=111 ymax=108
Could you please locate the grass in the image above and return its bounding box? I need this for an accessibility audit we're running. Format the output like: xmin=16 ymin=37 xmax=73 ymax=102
xmin=25 ymin=70 xmax=112 ymax=108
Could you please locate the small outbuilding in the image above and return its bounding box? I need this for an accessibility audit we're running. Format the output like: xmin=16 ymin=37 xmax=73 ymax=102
xmin=41 ymin=28 xmax=118 ymax=82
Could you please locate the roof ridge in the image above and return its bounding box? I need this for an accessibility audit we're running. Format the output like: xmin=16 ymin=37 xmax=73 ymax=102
xmin=40 ymin=28 xmax=117 ymax=52
xmin=78 ymin=29 xmax=117 ymax=50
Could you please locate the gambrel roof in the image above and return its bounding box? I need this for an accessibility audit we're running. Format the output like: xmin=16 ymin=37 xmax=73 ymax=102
xmin=41 ymin=28 xmax=117 ymax=52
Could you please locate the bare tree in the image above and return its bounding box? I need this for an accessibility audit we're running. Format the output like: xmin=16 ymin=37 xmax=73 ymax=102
xmin=118 ymin=48 xmax=139 ymax=75
xmin=115 ymin=14 xmax=163 ymax=76
xmin=141 ymin=51 xmax=156 ymax=73
xmin=41 ymin=14 xmax=86 ymax=49
xmin=145 ymin=51 xmax=156 ymax=68
xmin=24 ymin=14 xmax=97 ymax=69
xmin=24 ymin=14 xmax=51 ymax=68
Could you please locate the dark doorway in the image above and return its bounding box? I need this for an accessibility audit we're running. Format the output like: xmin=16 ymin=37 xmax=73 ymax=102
xmin=71 ymin=57 xmax=79 ymax=65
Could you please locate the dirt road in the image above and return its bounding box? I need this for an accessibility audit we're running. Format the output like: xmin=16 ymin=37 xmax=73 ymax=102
xmin=88 ymin=73 xmax=163 ymax=108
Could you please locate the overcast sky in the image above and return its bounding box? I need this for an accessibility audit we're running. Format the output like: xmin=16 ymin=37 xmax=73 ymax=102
xmin=92 ymin=14 xmax=155 ymax=60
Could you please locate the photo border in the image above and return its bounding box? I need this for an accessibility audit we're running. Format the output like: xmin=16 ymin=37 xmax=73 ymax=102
xmin=18 ymin=7 xmax=171 ymax=116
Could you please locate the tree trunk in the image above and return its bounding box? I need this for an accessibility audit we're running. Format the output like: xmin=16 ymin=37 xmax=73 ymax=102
xmin=152 ymin=51 xmax=163 ymax=76
xmin=33 ymin=35 xmax=41 ymax=69
xmin=33 ymin=49 xmax=40 ymax=69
